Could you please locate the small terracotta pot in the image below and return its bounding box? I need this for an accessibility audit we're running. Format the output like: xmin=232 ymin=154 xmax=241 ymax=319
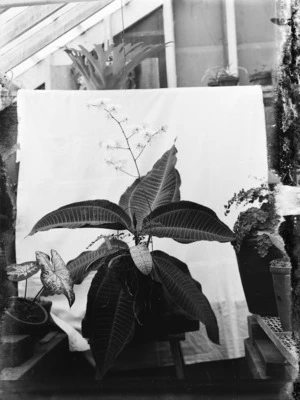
xmin=1 ymin=297 xmax=49 ymax=336
xmin=270 ymin=265 xmax=292 ymax=331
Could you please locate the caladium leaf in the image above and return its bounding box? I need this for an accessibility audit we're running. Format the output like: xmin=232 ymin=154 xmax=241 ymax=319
xmin=67 ymin=238 xmax=129 ymax=284
xmin=84 ymin=264 xmax=135 ymax=379
xmin=143 ymin=201 xmax=235 ymax=243
xmin=6 ymin=261 xmax=40 ymax=281
xmin=118 ymin=146 xmax=180 ymax=230
xmin=152 ymin=250 xmax=219 ymax=344
xmin=129 ymin=244 xmax=153 ymax=275
xmin=28 ymin=200 xmax=132 ymax=236
xmin=36 ymin=250 xmax=75 ymax=307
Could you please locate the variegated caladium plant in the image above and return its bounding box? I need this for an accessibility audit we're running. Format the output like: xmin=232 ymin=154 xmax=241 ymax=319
xmin=6 ymin=249 xmax=75 ymax=307
xmin=28 ymin=102 xmax=235 ymax=379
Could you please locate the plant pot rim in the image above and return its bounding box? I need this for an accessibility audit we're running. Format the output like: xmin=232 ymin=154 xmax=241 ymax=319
xmin=250 ymin=70 xmax=272 ymax=78
xmin=270 ymin=265 xmax=292 ymax=274
xmin=218 ymin=76 xmax=239 ymax=81
xmin=5 ymin=296 xmax=48 ymax=326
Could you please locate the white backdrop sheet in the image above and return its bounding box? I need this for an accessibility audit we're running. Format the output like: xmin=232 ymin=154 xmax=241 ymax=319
xmin=16 ymin=87 xmax=268 ymax=366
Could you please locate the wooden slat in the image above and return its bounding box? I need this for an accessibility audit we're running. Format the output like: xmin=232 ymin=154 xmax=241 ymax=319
xmin=255 ymin=315 xmax=299 ymax=369
xmin=0 ymin=0 xmax=102 ymax=7
xmin=244 ymin=338 xmax=268 ymax=379
xmin=0 ymin=0 xmax=112 ymax=72
xmin=0 ymin=3 xmax=79 ymax=56
xmin=0 ymin=6 xmax=27 ymax=25
xmin=0 ymin=4 xmax=64 ymax=48
xmin=0 ymin=332 xmax=68 ymax=380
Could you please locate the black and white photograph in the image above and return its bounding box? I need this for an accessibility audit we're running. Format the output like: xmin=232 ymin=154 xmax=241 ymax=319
xmin=0 ymin=0 xmax=299 ymax=399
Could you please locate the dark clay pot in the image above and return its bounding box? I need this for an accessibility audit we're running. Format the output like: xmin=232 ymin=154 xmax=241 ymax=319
xmin=1 ymin=297 xmax=50 ymax=336
xmin=249 ymin=71 xmax=272 ymax=86
xmin=235 ymin=236 xmax=282 ymax=316
xmin=217 ymin=76 xmax=239 ymax=86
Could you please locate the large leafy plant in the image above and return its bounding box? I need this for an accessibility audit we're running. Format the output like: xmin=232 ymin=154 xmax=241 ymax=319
xmin=28 ymin=100 xmax=235 ymax=379
xmin=65 ymin=42 xmax=166 ymax=90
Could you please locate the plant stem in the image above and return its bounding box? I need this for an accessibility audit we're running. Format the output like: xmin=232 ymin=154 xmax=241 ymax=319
xmin=146 ymin=235 xmax=152 ymax=248
xmin=31 ymin=287 xmax=44 ymax=305
xmin=106 ymin=109 xmax=141 ymax=179
xmin=135 ymin=132 xmax=160 ymax=161
xmin=24 ymin=278 xmax=28 ymax=299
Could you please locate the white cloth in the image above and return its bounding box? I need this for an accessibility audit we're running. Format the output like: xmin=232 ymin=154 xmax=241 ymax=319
xmin=16 ymin=87 xmax=268 ymax=365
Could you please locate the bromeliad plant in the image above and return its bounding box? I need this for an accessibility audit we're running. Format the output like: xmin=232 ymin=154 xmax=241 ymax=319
xmin=28 ymin=100 xmax=235 ymax=378
xmin=65 ymin=42 xmax=166 ymax=90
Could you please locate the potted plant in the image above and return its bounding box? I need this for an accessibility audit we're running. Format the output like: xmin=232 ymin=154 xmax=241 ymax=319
xmin=225 ymin=182 xmax=292 ymax=326
xmin=65 ymin=42 xmax=167 ymax=90
xmin=1 ymin=249 xmax=75 ymax=336
xmin=202 ymin=66 xmax=247 ymax=87
xmin=249 ymin=66 xmax=273 ymax=86
xmin=26 ymin=99 xmax=235 ymax=379
xmin=0 ymin=72 xmax=19 ymax=112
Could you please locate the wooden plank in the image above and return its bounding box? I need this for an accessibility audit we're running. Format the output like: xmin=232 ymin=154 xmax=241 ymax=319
xmin=255 ymin=315 xmax=300 ymax=369
xmin=0 ymin=332 xmax=68 ymax=380
xmin=254 ymin=339 xmax=287 ymax=377
xmin=0 ymin=335 xmax=34 ymax=370
xmin=244 ymin=338 xmax=269 ymax=379
xmin=247 ymin=315 xmax=268 ymax=342
xmin=0 ymin=4 xmax=64 ymax=48
xmin=255 ymin=339 xmax=286 ymax=365
xmin=0 ymin=0 xmax=103 ymax=7
xmin=0 ymin=0 xmax=112 ymax=72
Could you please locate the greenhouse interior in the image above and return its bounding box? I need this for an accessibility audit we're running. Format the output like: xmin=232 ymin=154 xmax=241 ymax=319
xmin=0 ymin=0 xmax=300 ymax=399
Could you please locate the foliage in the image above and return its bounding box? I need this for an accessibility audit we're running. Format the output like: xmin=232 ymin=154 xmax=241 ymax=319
xmin=225 ymin=184 xmax=287 ymax=258
xmin=274 ymin=2 xmax=300 ymax=184
xmin=65 ymin=42 xmax=166 ymax=90
xmin=0 ymin=72 xmax=16 ymax=111
xmin=27 ymin=101 xmax=235 ymax=379
xmin=6 ymin=249 xmax=75 ymax=307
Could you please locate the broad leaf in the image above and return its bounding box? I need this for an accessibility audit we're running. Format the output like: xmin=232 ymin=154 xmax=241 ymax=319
xmin=152 ymin=250 xmax=219 ymax=344
xmin=6 ymin=261 xmax=40 ymax=281
xmin=143 ymin=201 xmax=235 ymax=243
xmin=129 ymin=244 xmax=153 ymax=275
xmin=84 ymin=264 xmax=135 ymax=379
xmin=28 ymin=200 xmax=132 ymax=236
xmin=119 ymin=146 xmax=180 ymax=230
xmin=118 ymin=178 xmax=141 ymax=215
xmin=67 ymin=238 xmax=129 ymax=284
xmin=36 ymin=250 xmax=75 ymax=307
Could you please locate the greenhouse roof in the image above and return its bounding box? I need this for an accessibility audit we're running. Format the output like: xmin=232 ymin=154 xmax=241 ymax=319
xmin=0 ymin=0 xmax=134 ymax=76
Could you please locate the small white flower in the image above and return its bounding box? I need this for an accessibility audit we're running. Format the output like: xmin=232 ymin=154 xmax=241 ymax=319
xmin=119 ymin=116 xmax=129 ymax=124
xmin=144 ymin=128 xmax=156 ymax=137
xmin=131 ymin=125 xmax=144 ymax=135
xmin=87 ymin=98 xmax=111 ymax=109
xmin=160 ymin=125 xmax=168 ymax=133
xmin=136 ymin=142 xmax=145 ymax=150
xmin=106 ymin=104 xmax=120 ymax=115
